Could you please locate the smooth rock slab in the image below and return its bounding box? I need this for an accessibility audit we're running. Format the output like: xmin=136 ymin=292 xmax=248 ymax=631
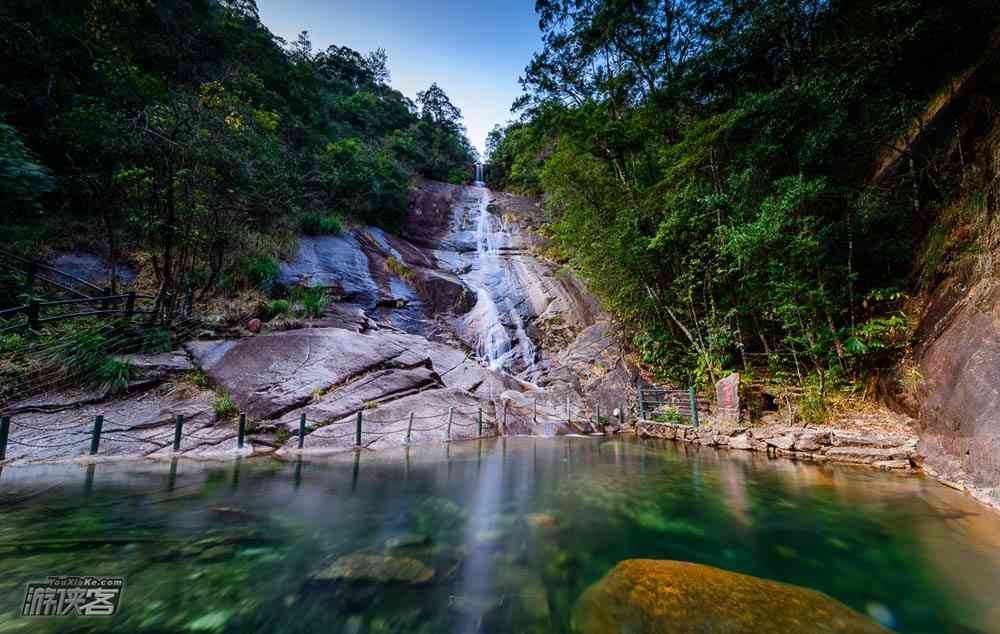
xmin=187 ymin=329 xmax=432 ymax=419
xmin=572 ymin=559 xmax=885 ymax=634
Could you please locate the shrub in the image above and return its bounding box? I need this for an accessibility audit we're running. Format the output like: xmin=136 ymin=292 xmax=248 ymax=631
xmin=141 ymin=327 xmax=173 ymax=353
xmin=214 ymin=392 xmax=238 ymax=419
xmin=300 ymin=213 xmax=344 ymax=235
xmin=291 ymin=286 xmax=330 ymax=318
xmin=267 ymin=299 xmax=290 ymax=320
xmin=95 ymin=358 xmax=132 ymax=395
xmin=247 ymin=255 xmax=280 ymax=294
xmin=384 ymin=256 xmax=414 ymax=281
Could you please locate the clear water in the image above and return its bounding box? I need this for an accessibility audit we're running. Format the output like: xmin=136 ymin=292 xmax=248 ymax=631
xmin=2 ymin=437 xmax=1000 ymax=633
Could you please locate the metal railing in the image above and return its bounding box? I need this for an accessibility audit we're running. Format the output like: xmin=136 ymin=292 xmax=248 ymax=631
xmin=0 ymin=405 xmax=505 ymax=462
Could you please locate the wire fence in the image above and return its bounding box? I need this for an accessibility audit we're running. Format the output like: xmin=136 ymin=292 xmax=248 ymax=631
xmin=0 ymin=402 xmax=513 ymax=462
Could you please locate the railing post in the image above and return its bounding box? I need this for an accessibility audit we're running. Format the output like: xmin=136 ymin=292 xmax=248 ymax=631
xmin=237 ymin=412 xmax=246 ymax=449
xmin=406 ymin=412 xmax=414 ymax=444
xmin=27 ymin=301 xmax=39 ymax=330
xmin=89 ymin=415 xmax=104 ymax=455
xmin=25 ymin=261 xmax=37 ymax=297
xmin=477 ymin=408 xmax=483 ymax=437
xmin=0 ymin=416 xmax=10 ymax=461
xmin=173 ymin=414 xmax=183 ymax=452
xmin=124 ymin=291 xmax=136 ymax=320
xmin=447 ymin=407 xmax=454 ymax=441
xmin=637 ymin=385 xmax=646 ymax=420
xmin=298 ymin=413 xmax=306 ymax=449
xmin=689 ymin=383 xmax=700 ymax=428
xmin=355 ymin=411 xmax=362 ymax=447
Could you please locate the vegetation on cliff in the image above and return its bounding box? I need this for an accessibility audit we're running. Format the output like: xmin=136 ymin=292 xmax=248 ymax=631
xmin=486 ymin=0 xmax=998 ymax=410
xmin=0 ymin=0 xmax=475 ymax=319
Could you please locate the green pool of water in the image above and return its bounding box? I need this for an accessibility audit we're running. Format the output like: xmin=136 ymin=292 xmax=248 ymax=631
xmin=1 ymin=437 xmax=999 ymax=633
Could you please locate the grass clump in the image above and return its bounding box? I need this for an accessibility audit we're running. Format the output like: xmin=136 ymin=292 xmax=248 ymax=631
xmin=291 ymin=286 xmax=330 ymax=318
xmin=384 ymin=256 xmax=414 ymax=281
xmin=300 ymin=213 xmax=344 ymax=236
xmin=214 ymin=392 xmax=239 ymax=419
xmin=267 ymin=299 xmax=291 ymax=320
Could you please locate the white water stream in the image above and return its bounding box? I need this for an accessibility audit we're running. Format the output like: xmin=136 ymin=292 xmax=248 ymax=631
xmin=462 ymin=183 xmax=538 ymax=380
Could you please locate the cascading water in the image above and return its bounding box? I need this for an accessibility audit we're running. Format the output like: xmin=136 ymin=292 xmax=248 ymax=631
xmin=462 ymin=184 xmax=538 ymax=380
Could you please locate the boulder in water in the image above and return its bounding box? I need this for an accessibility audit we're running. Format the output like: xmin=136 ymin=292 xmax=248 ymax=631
xmin=310 ymin=553 xmax=435 ymax=585
xmin=572 ymin=559 xmax=885 ymax=634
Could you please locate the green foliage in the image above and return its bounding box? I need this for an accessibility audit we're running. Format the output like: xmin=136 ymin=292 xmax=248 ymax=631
xmin=246 ymin=256 xmax=280 ymax=295
xmin=492 ymin=0 xmax=997 ymax=390
xmin=267 ymin=299 xmax=291 ymax=320
xmin=300 ymin=213 xmax=344 ymax=236
xmin=291 ymin=286 xmax=330 ymax=319
xmin=141 ymin=328 xmax=174 ymax=354
xmin=384 ymin=256 xmax=414 ymax=281
xmin=95 ymin=359 xmax=132 ymax=396
xmin=0 ymin=1 xmax=474 ymax=320
xmin=214 ymin=392 xmax=239 ymax=419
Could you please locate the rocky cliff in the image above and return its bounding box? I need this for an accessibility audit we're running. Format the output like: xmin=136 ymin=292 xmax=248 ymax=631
xmin=881 ymin=46 xmax=1000 ymax=506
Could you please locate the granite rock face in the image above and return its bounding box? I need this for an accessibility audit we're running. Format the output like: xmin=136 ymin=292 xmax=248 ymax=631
xmin=910 ymin=277 xmax=1000 ymax=504
xmin=572 ymin=559 xmax=885 ymax=634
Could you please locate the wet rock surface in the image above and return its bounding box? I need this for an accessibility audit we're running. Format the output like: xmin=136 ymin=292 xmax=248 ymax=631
xmin=4 ymin=183 xmax=626 ymax=463
xmin=572 ymin=559 xmax=886 ymax=633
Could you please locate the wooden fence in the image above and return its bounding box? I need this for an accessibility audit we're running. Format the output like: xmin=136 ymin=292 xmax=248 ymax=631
xmin=0 ymin=249 xmax=155 ymax=333
xmin=637 ymin=386 xmax=709 ymax=427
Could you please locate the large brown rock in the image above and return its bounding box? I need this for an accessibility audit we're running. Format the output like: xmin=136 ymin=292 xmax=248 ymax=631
xmin=910 ymin=276 xmax=1000 ymax=503
xmin=572 ymin=559 xmax=885 ymax=634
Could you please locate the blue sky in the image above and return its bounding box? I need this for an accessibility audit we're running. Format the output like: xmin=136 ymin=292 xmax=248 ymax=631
xmin=256 ymin=0 xmax=543 ymax=157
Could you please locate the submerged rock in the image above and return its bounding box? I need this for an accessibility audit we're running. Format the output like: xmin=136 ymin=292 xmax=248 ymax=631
xmin=572 ymin=559 xmax=885 ymax=634
xmin=310 ymin=554 xmax=435 ymax=585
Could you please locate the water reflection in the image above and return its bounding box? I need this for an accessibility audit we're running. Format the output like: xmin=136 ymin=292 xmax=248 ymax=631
xmin=0 ymin=438 xmax=999 ymax=633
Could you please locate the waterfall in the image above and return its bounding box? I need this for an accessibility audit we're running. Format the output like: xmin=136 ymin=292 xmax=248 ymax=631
xmin=462 ymin=187 xmax=538 ymax=379
xmin=474 ymin=163 xmax=484 ymax=185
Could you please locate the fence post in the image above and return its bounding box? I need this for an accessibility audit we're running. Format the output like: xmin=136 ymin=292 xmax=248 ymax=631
xmin=298 ymin=413 xmax=306 ymax=449
xmin=477 ymin=408 xmax=483 ymax=437
xmin=447 ymin=407 xmax=454 ymax=441
xmin=406 ymin=412 xmax=414 ymax=444
xmin=124 ymin=291 xmax=136 ymax=320
xmin=689 ymin=383 xmax=700 ymax=428
xmin=89 ymin=415 xmax=104 ymax=455
xmin=173 ymin=414 xmax=183 ymax=452
xmin=25 ymin=261 xmax=37 ymax=297
xmin=27 ymin=301 xmax=39 ymax=330
xmin=533 ymin=400 xmax=537 ymax=423
xmin=637 ymin=385 xmax=646 ymax=420
xmin=0 ymin=416 xmax=9 ymax=461
xmin=355 ymin=411 xmax=362 ymax=447
xmin=238 ymin=412 xmax=246 ymax=449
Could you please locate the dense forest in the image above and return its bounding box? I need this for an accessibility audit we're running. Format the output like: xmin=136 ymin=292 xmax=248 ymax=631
xmin=486 ymin=0 xmax=999 ymax=414
xmin=0 ymin=0 xmax=475 ymax=319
